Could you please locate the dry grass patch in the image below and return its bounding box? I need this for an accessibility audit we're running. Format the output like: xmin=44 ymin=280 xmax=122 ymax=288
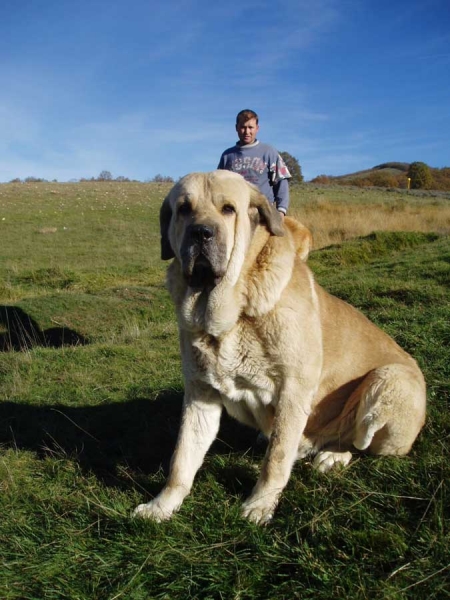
xmin=289 ymin=186 xmax=450 ymax=248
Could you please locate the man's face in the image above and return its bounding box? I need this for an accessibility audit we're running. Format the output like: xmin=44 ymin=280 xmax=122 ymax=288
xmin=236 ymin=118 xmax=259 ymax=145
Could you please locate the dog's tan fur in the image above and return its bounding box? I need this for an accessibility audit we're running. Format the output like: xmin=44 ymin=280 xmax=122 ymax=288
xmin=134 ymin=170 xmax=426 ymax=524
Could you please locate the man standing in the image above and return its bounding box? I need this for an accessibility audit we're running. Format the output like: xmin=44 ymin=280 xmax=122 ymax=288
xmin=217 ymin=109 xmax=291 ymax=216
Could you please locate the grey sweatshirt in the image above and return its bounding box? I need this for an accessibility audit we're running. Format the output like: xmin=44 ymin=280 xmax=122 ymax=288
xmin=217 ymin=140 xmax=291 ymax=214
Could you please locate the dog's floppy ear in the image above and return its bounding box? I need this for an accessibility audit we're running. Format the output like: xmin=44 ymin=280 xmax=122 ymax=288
xmin=160 ymin=195 xmax=175 ymax=260
xmin=286 ymin=218 xmax=313 ymax=261
xmin=249 ymin=186 xmax=285 ymax=237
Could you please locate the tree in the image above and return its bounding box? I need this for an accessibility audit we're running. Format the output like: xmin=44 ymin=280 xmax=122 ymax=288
xmin=280 ymin=152 xmax=303 ymax=184
xmin=97 ymin=170 xmax=113 ymax=181
xmin=151 ymin=174 xmax=174 ymax=183
xmin=407 ymin=162 xmax=433 ymax=190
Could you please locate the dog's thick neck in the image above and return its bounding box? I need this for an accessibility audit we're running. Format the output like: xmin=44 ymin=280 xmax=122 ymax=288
xmin=168 ymin=224 xmax=296 ymax=338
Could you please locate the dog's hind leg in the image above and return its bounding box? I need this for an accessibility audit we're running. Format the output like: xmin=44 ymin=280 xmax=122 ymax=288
xmin=309 ymin=362 xmax=426 ymax=473
xmin=303 ymin=391 xmax=359 ymax=472
xmin=312 ymin=449 xmax=353 ymax=472
xmin=353 ymin=363 xmax=426 ymax=456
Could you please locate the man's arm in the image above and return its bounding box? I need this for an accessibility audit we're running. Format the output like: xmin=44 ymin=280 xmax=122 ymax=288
xmin=273 ymin=178 xmax=289 ymax=215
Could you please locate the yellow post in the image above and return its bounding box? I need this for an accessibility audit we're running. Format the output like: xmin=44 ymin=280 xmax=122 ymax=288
xmin=407 ymin=177 xmax=411 ymax=190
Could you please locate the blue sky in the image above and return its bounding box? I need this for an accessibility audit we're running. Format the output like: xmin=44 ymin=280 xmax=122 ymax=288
xmin=1 ymin=0 xmax=449 ymax=182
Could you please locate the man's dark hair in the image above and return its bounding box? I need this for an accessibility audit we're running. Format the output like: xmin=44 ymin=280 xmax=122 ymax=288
xmin=236 ymin=109 xmax=259 ymax=126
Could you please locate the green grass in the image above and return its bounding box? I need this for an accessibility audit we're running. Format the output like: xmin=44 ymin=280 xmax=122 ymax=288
xmin=0 ymin=182 xmax=449 ymax=599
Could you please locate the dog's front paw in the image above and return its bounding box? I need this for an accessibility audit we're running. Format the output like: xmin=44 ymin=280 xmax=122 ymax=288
xmin=133 ymin=499 xmax=176 ymax=522
xmin=241 ymin=494 xmax=278 ymax=525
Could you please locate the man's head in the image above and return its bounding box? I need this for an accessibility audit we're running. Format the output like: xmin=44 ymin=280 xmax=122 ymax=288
xmin=235 ymin=109 xmax=259 ymax=146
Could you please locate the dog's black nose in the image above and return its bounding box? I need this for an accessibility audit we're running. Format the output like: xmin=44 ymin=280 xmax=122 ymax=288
xmin=189 ymin=224 xmax=214 ymax=242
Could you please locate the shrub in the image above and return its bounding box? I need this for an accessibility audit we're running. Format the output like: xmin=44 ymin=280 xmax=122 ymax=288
xmin=352 ymin=178 xmax=373 ymax=188
xmin=407 ymin=162 xmax=433 ymax=189
xmin=311 ymin=174 xmax=332 ymax=184
xmin=368 ymin=173 xmax=399 ymax=188
xmin=429 ymin=166 xmax=450 ymax=191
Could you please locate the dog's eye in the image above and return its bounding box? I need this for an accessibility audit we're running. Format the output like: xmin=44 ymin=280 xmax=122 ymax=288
xmin=222 ymin=204 xmax=235 ymax=215
xmin=178 ymin=203 xmax=192 ymax=216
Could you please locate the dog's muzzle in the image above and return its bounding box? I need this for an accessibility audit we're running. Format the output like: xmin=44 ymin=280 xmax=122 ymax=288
xmin=181 ymin=223 xmax=226 ymax=289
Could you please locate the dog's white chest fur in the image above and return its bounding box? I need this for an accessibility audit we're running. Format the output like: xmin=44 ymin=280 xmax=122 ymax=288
xmin=189 ymin=322 xmax=276 ymax=406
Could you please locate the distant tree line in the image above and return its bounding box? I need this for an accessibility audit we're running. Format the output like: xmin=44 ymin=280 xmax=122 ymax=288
xmin=8 ymin=171 xmax=175 ymax=184
xmin=83 ymin=171 xmax=175 ymax=183
xmin=311 ymin=162 xmax=450 ymax=191
xmin=6 ymin=157 xmax=305 ymax=185
xmin=8 ymin=160 xmax=450 ymax=191
xmin=9 ymin=176 xmax=57 ymax=183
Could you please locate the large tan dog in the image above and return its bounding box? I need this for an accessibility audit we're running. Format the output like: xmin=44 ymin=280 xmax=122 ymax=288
xmin=134 ymin=170 xmax=426 ymax=525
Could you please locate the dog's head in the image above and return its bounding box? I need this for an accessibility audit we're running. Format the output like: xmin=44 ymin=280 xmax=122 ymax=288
xmin=160 ymin=171 xmax=285 ymax=289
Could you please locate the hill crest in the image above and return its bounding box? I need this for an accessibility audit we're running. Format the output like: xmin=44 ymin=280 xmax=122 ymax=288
xmin=311 ymin=162 xmax=450 ymax=191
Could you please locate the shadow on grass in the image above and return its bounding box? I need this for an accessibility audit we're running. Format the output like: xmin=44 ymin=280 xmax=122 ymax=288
xmin=0 ymin=306 xmax=88 ymax=351
xmin=0 ymin=392 xmax=261 ymax=497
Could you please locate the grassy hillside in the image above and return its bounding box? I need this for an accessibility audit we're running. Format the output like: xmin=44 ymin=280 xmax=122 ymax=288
xmin=0 ymin=182 xmax=449 ymax=599
xmin=311 ymin=162 xmax=450 ymax=191
xmin=334 ymin=162 xmax=409 ymax=181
